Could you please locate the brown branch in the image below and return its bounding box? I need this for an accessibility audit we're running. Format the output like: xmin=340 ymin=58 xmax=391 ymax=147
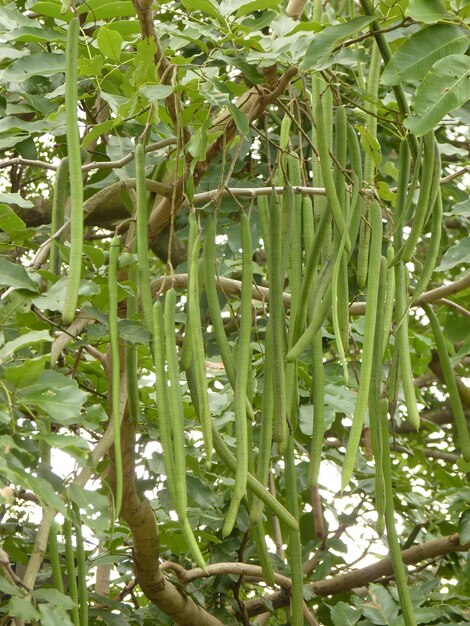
xmin=240 ymin=534 xmax=470 ymax=617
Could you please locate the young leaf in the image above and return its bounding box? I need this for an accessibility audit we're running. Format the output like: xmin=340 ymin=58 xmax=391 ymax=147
xmin=406 ymin=0 xmax=447 ymax=24
xmin=382 ymin=24 xmax=469 ymax=86
xmin=405 ymin=54 xmax=470 ymax=136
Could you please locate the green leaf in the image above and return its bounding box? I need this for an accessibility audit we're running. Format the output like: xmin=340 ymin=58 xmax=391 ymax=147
xmin=0 ymin=575 xmax=22 ymax=596
xmin=459 ymin=509 xmax=470 ymax=544
xmin=30 ymin=1 xmax=73 ymax=20
xmin=235 ymin=0 xmax=281 ymax=18
xmin=5 ymin=355 xmax=47 ymax=388
xmin=450 ymin=198 xmax=470 ymax=218
xmin=330 ymin=601 xmax=361 ymax=625
xmin=140 ymin=83 xmax=175 ymax=101
xmin=405 ymin=54 xmax=470 ymax=136
xmin=5 ymin=25 xmax=67 ymax=43
xmin=0 ymin=204 xmax=26 ymax=234
xmin=406 ymin=0 xmax=447 ymax=23
xmin=17 ymin=370 xmax=88 ymax=422
xmin=32 ymin=588 xmax=76 ymax=610
xmin=118 ymin=320 xmax=151 ymax=345
xmin=38 ymin=433 xmax=90 ymax=457
xmin=7 ymin=597 xmax=41 ymax=620
xmin=382 ymin=24 xmax=469 ymax=86
xmin=300 ymin=16 xmax=375 ymax=70
xmin=0 ymin=330 xmax=51 ymax=363
xmin=38 ymin=603 xmax=75 ymax=626
xmin=0 ymin=52 xmax=66 ymax=81
xmin=181 ymin=0 xmax=225 ymax=25
xmin=83 ymin=1 xmax=135 ymax=21
xmin=97 ymin=26 xmax=122 ymax=61
xmin=227 ymin=102 xmax=249 ymax=136
xmin=436 ymin=236 xmax=470 ymax=271
xmin=0 ymin=192 xmax=33 ymax=209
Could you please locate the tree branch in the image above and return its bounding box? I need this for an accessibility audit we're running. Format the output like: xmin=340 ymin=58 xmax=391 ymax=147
xmin=240 ymin=533 xmax=470 ymax=617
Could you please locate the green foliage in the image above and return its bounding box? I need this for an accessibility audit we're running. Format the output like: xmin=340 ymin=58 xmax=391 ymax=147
xmin=0 ymin=0 xmax=469 ymax=624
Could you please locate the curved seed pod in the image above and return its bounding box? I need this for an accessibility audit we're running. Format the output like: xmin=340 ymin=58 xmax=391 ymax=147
xmin=341 ymin=200 xmax=383 ymax=490
xmin=180 ymin=213 xmax=199 ymax=371
xmin=308 ymin=329 xmax=325 ymax=488
xmin=356 ymin=42 xmax=381 ymax=289
xmin=212 ymin=428 xmax=298 ymax=531
xmin=135 ymin=143 xmax=154 ymax=332
xmin=108 ymin=236 xmax=123 ymax=517
xmin=187 ymin=231 xmax=213 ymax=467
xmin=63 ymin=516 xmax=79 ymax=626
xmin=223 ymin=213 xmax=253 ymax=536
xmin=71 ymin=504 xmax=88 ymax=626
xmin=425 ymin=305 xmax=470 ymax=461
xmin=49 ymin=157 xmax=69 ymax=276
xmin=395 ymin=263 xmax=420 ymax=430
xmin=368 ymin=256 xmax=388 ymax=537
xmin=48 ymin=522 xmax=64 ymax=593
xmin=379 ymin=399 xmax=418 ymax=625
xmin=62 ymin=17 xmax=83 ymax=325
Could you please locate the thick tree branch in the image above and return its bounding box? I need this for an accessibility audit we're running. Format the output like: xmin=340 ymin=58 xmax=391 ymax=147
xmin=240 ymin=533 xmax=470 ymax=617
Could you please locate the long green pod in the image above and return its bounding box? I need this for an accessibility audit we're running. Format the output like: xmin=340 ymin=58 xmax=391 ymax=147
xmin=187 ymin=233 xmax=213 ymax=466
xmin=341 ymin=200 xmax=383 ymax=490
xmin=286 ymin=260 xmax=333 ymax=362
xmin=316 ymin=98 xmax=349 ymax=248
xmin=356 ymin=41 xmax=381 ymax=289
xmin=108 ymin=236 xmax=123 ymax=517
xmin=252 ymin=520 xmax=275 ymax=587
xmin=62 ymin=17 xmax=83 ymax=325
xmin=368 ymin=257 xmax=388 ymax=537
xmin=302 ymin=195 xmax=315 ymax=257
xmin=49 ymin=157 xmax=69 ymax=276
xmin=346 ymin=125 xmax=363 ymax=251
xmin=152 ymin=300 xmax=177 ymax=501
xmin=250 ymin=325 xmax=274 ymax=525
xmin=181 ymin=518 xmax=206 ymax=570
xmin=391 ymin=139 xmax=412 ymax=240
xmin=308 ymin=329 xmax=325 ymax=488
xmin=203 ymin=216 xmax=236 ymax=384
xmin=424 ymin=305 xmax=470 ymax=461
xmin=222 ymin=213 xmax=253 ymax=537
xmin=382 ymin=244 xmax=395 ymax=357
xmin=284 ymin=436 xmax=304 ymax=626
xmin=126 ymin=254 xmax=140 ymax=425
xmin=72 ymin=504 xmax=88 ymax=626
xmin=48 ymin=522 xmax=64 ymax=593
xmin=163 ymin=287 xmax=187 ymax=517
xmin=395 ymin=263 xmax=420 ymax=430
xmin=257 ymin=194 xmax=271 ymax=264
xmin=135 ymin=143 xmax=154 ymax=331
xmin=180 ymin=213 xmax=199 ymax=371
xmin=63 ymin=517 xmax=79 ymax=626
xmin=334 ymin=104 xmax=348 ymax=213
xmin=395 ymin=132 xmax=436 ymax=265
xmin=268 ymin=192 xmax=288 ymax=451
xmin=411 ymin=184 xmax=443 ymax=303
xmin=332 ymin=217 xmax=352 ymax=382
xmin=379 ymin=399 xmax=418 ymax=626
xmin=212 ymin=427 xmax=298 ymax=531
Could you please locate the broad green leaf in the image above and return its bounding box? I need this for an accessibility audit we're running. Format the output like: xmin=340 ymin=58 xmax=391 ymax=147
xmin=0 ymin=330 xmax=51 ymax=363
xmin=38 ymin=433 xmax=90 ymax=457
xmin=38 ymin=603 xmax=75 ymax=626
xmin=0 ymin=576 xmax=22 ymax=596
xmin=17 ymin=370 xmax=88 ymax=421
xmin=405 ymin=54 xmax=470 ymax=136
xmin=235 ymin=0 xmax=281 ymax=18
xmin=7 ymin=597 xmax=41 ymax=620
xmin=436 ymin=236 xmax=470 ymax=271
xmin=30 ymin=1 xmax=73 ymax=20
xmin=406 ymin=0 xmax=447 ymax=23
xmin=32 ymin=588 xmax=76 ymax=610
xmin=0 ymin=192 xmax=33 ymax=209
xmin=382 ymin=24 xmax=469 ymax=86
xmin=5 ymin=355 xmax=47 ymax=388
xmin=181 ymin=0 xmax=225 ymax=25
xmin=0 ymin=52 xmax=66 ymax=81
xmin=227 ymin=102 xmax=249 ymax=135
xmin=0 ymin=204 xmax=26 ymax=234
xmin=81 ymin=118 xmax=115 ymax=149
xmin=459 ymin=509 xmax=470 ymax=544
xmin=330 ymin=601 xmax=361 ymax=626
xmin=450 ymin=198 xmax=470 ymax=217
xmin=5 ymin=25 xmax=67 ymax=43
xmin=97 ymin=26 xmax=122 ymax=61
xmin=118 ymin=320 xmax=151 ymax=345
xmin=83 ymin=1 xmax=135 ymax=21
xmin=140 ymin=83 xmax=175 ymax=101
xmin=300 ymin=16 xmax=375 ymax=70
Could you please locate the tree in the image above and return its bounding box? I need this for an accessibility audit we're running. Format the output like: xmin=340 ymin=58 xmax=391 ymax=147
xmin=0 ymin=0 xmax=469 ymax=624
